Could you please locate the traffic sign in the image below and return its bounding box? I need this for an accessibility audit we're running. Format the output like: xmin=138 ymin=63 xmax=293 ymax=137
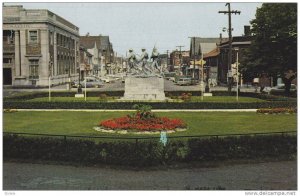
xmin=190 ymin=59 xmax=206 ymax=65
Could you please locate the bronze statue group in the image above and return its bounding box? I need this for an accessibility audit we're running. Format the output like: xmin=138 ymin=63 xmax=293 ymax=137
xmin=127 ymin=47 xmax=161 ymax=76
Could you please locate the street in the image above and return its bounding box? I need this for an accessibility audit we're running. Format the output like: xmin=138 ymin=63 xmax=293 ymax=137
xmin=3 ymin=79 xmax=257 ymax=98
xmin=3 ymin=160 xmax=297 ymax=190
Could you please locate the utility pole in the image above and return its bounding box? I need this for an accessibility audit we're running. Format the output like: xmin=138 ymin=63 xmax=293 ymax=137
xmin=218 ymin=3 xmax=240 ymax=92
xmin=176 ymin=45 xmax=184 ymax=75
xmin=166 ymin=50 xmax=169 ymax=72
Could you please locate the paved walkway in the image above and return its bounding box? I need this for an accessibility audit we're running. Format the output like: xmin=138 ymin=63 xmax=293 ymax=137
xmin=3 ymin=161 xmax=297 ymax=190
xmin=12 ymin=109 xmax=258 ymax=112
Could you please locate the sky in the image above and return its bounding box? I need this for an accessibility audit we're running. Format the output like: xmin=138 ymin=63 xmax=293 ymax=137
xmin=4 ymin=2 xmax=262 ymax=56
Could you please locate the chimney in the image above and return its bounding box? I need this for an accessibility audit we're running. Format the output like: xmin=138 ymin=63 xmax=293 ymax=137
xmin=244 ymin=25 xmax=251 ymax=36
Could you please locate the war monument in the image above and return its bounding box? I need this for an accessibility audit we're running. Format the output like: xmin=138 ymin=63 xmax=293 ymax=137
xmin=121 ymin=47 xmax=166 ymax=101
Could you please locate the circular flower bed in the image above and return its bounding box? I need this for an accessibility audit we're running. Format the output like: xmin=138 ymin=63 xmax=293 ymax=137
xmin=99 ymin=115 xmax=186 ymax=132
xmin=97 ymin=104 xmax=187 ymax=134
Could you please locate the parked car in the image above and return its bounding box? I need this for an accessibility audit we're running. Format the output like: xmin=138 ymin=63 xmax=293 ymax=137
xmin=72 ymin=77 xmax=104 ymax=88
xmin=169 ymin=77 xmax=176 ymax=82
xmin=262 ymin=84 xmax=297 ymax=94
xmin=101 ymin=77 xmax=111 ymax=83
xmin=163 ymin=72 xmax=176 ymax=80
xmin=176 ymin=78 xmax=192 ymax=86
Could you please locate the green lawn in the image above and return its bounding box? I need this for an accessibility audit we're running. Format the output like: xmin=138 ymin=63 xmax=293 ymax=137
xmin=27 ymin=96 xmax=266 ymax=102
xmin=3 ymin=111 xmax=296 ymax=137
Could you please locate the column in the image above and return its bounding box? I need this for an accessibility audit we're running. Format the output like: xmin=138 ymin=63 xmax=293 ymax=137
xmin=74 ymin=39 xmax=78 ymax=76
xmin=19 ymin=30 xmax=27 ymax=76
xmin=14 ymin=30 xmax=20 ymax=76
xmin=54 ymin=31 xmax=57 ymax=76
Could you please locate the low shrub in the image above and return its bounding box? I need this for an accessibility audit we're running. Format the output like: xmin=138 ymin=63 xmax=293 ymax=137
xmin=179 ymin=93 xmax=192 ymax=102
xmin=257 ymin=108 xmax=297 ymax=114
xmin=3 ymin=133 xmax=296 ymax=167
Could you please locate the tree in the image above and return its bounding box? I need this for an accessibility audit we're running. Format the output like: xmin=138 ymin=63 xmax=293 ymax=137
xmin=241 ymin=3 xmax=297 ymax=95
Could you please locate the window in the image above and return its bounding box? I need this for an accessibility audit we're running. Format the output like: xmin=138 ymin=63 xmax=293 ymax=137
xmin=29 ymin=60 xmax=39 ymax=79
xmin=3 ymin=30 xmax=14 ymax=44
xmin=29 ymin=31 xmax=38 ymax=43
xmin=49 ymin=31 xmax=53 ymax=45
xmin=3 ymin=58 xmax=12 ymax=64
xmin=57 ymin=34 xmax=60 ymax=46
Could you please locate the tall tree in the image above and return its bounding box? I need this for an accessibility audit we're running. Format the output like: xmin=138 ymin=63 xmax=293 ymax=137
xmin=241 ymin=3 xmax=297 ymax=94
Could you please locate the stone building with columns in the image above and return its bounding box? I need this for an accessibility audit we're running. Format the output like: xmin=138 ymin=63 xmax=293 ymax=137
xmin=3 ymin=5 xmax=80 ymax=87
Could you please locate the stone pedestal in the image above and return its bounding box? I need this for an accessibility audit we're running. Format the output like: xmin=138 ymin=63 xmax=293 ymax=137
xmin=203 ymin=93 xmax=213 ymax=96
xmin=121 ymin=76 xmax=166 ymax=101
xmin=75 ymin=94 xmax=84 ymax=98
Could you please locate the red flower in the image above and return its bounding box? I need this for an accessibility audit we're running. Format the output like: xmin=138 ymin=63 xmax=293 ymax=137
xmin=99 ymin=115 xmax=186 ymax=131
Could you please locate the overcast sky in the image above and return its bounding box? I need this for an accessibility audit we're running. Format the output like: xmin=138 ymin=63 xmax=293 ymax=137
xmin=5 ymin=2 xmax=262 ymax=56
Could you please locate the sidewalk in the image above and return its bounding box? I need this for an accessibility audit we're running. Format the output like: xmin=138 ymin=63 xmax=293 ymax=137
xmin=13 ymin=109 xmax=257 ymax=112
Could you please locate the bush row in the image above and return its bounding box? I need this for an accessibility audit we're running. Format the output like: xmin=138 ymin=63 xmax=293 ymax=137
xmin=3 ymin=134 xmax=296 ymax=167
xmin=212 ymin=91 xmax=297 ymax=101
xmin=4 ymin=91 xmax=126 ymax=100
xmin=257 ymin=108 xmax=297 ymax=114
xmin=6 ymin=90 xmax=295 ymax=101
xmin=3 ymin=100 xmax=297 ymax=109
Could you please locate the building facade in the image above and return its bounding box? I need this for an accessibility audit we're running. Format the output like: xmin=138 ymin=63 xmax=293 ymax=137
xmin=79 ymin=34 xmax=114 ymax=77
xmin=169 ymin=50 xmax=190 ymax=75
xmin=79 ymin=46 xmax=93 ymax=80
xmin=218 ymin=36 xmax=252 ymax=84
xmin=79 ymin=35 xmax=101 ymax=76
xmin=3 ymin=5 xmax=80 ymax=87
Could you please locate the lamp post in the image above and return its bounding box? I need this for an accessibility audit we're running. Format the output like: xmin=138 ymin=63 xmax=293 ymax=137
xmin=84 ymin=67 xmax=87 ymax=101
xmin=234 ymin=47 xmax=239 ymax=101
xmin=201 ymin=53 xmax=204 ymax=101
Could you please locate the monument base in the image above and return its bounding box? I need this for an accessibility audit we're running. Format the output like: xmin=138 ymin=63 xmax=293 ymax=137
xmin=121 ymin=76 xmax=166 ymax=101
xmin=203 ymin=93 xmax=213 ymax=96
xmin=75 ymin=94 xmax=84 ymax=98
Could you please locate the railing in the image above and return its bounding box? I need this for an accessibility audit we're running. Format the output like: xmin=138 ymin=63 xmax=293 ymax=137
xmin=3 ymin=131 xmax=297 ymax=143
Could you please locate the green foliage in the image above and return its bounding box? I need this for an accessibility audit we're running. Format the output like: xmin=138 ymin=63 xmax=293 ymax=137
xmin=180 ymin=93 xmax=192 ymax=102
xmin=257 ymin=108 xmax=297 ymax=114
xmin=3 ymin=134 xmax=296 ymax=167
xmin=241 ymin=3 xmax=297 ymax=93
xmin=99 ymin=93 xmax=108 ymax=102
xmin=4 ymin=100 xmax=296 ymax=109
xmin=132 ymin=104 xmax=156 ymax=119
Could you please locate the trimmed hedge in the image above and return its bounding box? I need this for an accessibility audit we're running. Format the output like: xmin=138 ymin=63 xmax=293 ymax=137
xmin=3 ymin=134 xmax=296 ymax=167
xmin=3 ymin=100 xmax=297 ymax=109
xmin=5 ymin=90 xmax=296 ymax=101
xmin=257 ymin=108 xmax=297 ymax=114
xmin=4 ymin=91 xmax=126 ymax=100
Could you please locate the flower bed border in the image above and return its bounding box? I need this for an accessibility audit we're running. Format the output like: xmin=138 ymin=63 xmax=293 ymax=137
xmin=93 ymin=126 xmax=187 ymax=134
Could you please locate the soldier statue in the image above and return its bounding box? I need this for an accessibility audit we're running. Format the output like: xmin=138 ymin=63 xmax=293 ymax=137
xmin=140 ymin=48 xmax=149 ymax=74
xmin=127 ymin=49 xmax=137 ymax=73
xmin=151 ymin=47 xmax=160 ymax=72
